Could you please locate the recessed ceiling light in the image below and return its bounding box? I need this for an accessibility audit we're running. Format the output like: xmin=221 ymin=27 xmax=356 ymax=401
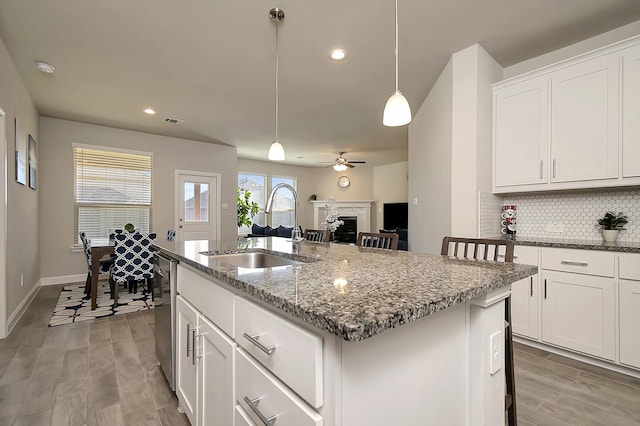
xmin=35 ymin=61 xmax=55 ymax=74
xmin=143 ymin=108 xmax=156 ymax=115
xmin=329 ymin=49 xmax=347 ymax=61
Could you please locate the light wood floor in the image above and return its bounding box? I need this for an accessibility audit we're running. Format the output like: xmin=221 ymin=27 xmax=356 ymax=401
xmin=1 ymin=285 xmax=639 ymax=425
xmin=0 ymin=284 xmax=189 ymax=426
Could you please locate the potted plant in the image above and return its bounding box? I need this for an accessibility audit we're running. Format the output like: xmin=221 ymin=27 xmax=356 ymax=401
xmin=124 ymin=223 xmax=136 ymax=233
xmin=597 ymin=211 xmax=628 ymax=242
xmin=237 ymin=188 xmax=260 ymax=228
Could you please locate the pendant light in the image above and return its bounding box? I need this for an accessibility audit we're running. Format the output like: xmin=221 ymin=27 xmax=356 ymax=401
xmin=383 ymin=0 xmax=411 ymax=127
xmin=268 ymin=8 xmax=286 ymax=161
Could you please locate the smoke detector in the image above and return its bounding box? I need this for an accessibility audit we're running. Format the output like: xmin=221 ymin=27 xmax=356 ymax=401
xmin=163 ymin=117 xmax=184 ymax=125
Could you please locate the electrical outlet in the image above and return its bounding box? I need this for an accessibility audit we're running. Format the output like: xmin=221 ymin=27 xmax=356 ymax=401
xmin=489 ymin=331 xmax=503 ymax=376
xmin=20 ymin=274 xmax=23 ymax=288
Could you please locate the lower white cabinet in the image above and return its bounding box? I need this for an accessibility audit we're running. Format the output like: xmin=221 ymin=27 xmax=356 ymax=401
xmin=541 ymin=270 xmax=615 ymax=360
xmin=619 ymin=253 xmax=640 ymax=369
xmin=176 ymin=295 xmax=236 ymax=426
xmin=511 ymin=246 xmax=539 ymax=339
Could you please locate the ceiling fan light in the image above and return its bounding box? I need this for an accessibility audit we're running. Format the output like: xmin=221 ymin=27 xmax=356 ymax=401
xmin=268 ymin=140 xmax=285 ymax=161
xmin=383 ymin=90 xmax=412 ymax=127
xmin=333 ymin=163 xmax=348 ymax=172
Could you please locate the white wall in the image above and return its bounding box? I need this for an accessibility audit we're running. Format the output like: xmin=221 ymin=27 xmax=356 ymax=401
xmin=39 ymin=117 xmax=237 ymax=280
xmin=408 ymin=59 xmax=453 ymax=254
xmin=373 ymin=162 xmax=408 ymax=231
xmin=0 ymin=35 xmax=40 ymax=333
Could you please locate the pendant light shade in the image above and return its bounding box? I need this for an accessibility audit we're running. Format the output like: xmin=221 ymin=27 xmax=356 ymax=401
xmin=268 ymin=8 xmax=286 ymax=161
xmin=268 ymin=140 xmax=285 ymax=161
xmin=383 ymin=0 xmax=411 ymax=127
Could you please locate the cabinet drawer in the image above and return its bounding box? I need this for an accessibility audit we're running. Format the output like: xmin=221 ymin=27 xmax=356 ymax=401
xmin=236 ymin=349 xmax=323 ymax=426
xmin=177 ymin=265 xmax=234 ymax=336
xmin=541 ymin=248 xmax=614 ymax=277
xmin=235 ymin=297 xmax=323 ymax=408
xmin=619 ymin=254 xmax=640 ymax=281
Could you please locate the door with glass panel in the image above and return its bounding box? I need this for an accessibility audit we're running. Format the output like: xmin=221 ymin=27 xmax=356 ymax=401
xmin=176 ymin=171 xmax=220 ymax=245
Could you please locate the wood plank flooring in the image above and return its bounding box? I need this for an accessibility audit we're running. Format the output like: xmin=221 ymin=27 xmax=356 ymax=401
xmin=1 ymin=284 xmax=639 ymax=425
xmin=0 ymin=284 xmax=189 ymax=426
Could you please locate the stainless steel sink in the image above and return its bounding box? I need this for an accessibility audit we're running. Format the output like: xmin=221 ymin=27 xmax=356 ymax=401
xmin=208 ymin=252 xmax=305 ymax=268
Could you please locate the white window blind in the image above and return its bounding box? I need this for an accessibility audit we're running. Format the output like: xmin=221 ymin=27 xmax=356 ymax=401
xmin=74 ymin=146 xmax=152 ymax=243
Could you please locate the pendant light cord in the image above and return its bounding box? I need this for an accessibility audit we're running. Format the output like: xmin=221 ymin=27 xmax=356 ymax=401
xmin=275 ymin=18 xmax=279 ymax=141
xmin=394 ymin=0 xmax=399 ymax=92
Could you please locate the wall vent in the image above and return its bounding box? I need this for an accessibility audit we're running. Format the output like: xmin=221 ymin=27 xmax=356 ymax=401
xmin=163 ymin=117 xmax=184 ymax=125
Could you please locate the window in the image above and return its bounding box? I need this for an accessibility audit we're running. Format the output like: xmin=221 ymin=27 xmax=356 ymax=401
xmin=238 ymin=173 xmax=266 ymax=234
xmin=237 ymin=172 xmax=297 ymax=234
xmin=74 ymin=145 xmax=152 ymax=243
xmin=270 ymin=176 xmax=296 ymax=228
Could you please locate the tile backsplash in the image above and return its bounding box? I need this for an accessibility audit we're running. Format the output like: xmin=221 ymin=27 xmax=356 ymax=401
xmin=494 ymin=188 xmax=640 ymax=243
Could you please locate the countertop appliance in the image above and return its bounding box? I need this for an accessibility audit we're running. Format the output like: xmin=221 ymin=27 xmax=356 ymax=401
xmin=154 ymin=253 xmax=178 ymax=391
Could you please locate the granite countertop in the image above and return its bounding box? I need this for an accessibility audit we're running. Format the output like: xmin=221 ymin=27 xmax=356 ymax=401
xmin=508 ymin=236 xmax=640 ymax=253
xmin=156 ymin=237 xmax=536 ymax=342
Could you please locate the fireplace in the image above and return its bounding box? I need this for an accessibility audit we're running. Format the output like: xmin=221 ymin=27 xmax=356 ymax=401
xmin=333 ymin=216 xmax=357 ymax=244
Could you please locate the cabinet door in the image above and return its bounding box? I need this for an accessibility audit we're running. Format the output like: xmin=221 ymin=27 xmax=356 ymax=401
xmin=541 ymin=271 xmax=615 ymax=360
xmin=198 ymin=316 xmax=236 ymax=426
xmin=620 ymin=280 xmax=640 ymax=369
xmin=511 ymin=246 xmax=539 ymax=339
xmin=176 ymin=296 xmax=199 ymax=424
xmin=550 ymin=54 xmax=619 ymax=183
xmin=494 ymin=76 xmax=549 ymax=187
xmin=622 ymin=44 xmax=640 ymax=178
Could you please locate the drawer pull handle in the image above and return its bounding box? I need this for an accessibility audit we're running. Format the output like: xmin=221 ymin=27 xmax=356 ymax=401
xmin=560 ymin=260 xmax=588 ymax=267
xmin=243 ymin=333 xmax=276 ymax=355
xmin=530 ymin=277 xmax=533 ymax=297
xmin=244 ymin=396 xmax=277 ymax=425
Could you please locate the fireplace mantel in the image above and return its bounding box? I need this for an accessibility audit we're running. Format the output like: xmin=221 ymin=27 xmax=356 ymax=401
xmin=311 ymin=200 xmax=374 ymax=236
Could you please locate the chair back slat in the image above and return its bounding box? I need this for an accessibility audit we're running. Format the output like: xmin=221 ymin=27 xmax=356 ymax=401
xmin=304 ymin=228 xmax=331 ymax=243
xmin=357 ymin=232 xmax=399 ymax=250
xmin=441 ymin=236 xmax=514 ymax=263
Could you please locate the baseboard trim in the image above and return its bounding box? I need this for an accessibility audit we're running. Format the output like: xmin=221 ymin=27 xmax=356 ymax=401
xmin=514 ymin=335 xmax=640 ymax=379
xmin=7 ymin=280 xmax=41 ymax=334
xmin=40 ymin=274 xmax=86 ymax=286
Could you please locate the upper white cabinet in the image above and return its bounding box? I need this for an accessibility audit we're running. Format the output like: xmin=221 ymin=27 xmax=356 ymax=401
xmin=550 ymin=54 xmax=619 ymax=183
xmin=622 ymin=44 xmax=640 ymax=178
xmin=494 ymin=76 xmax=549 ymax=187
xmin=493 ymin=36 xmax=640 ymax=193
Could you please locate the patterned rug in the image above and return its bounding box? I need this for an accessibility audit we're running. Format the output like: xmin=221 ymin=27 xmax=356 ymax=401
xmin=48 ymin=281 xmax=154 ymax=327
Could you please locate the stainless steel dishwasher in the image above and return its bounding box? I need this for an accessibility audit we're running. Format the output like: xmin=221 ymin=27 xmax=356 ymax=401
xmin=154 ymin=253 xmax=178 ymax=391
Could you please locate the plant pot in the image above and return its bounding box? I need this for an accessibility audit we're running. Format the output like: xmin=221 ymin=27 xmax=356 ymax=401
xmin=602 ymin=229 xmax=619 ymax=243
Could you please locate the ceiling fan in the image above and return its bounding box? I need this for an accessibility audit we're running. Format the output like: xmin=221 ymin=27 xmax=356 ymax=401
xmin=319 ymin=152 xmax=366 ymax=171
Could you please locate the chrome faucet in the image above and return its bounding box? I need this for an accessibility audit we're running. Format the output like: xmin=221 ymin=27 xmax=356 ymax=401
xmin=265 ymin=183 xmax=302 ymax=241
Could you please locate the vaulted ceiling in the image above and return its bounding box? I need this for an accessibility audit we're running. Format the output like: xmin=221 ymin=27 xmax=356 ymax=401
xmin=1 ymin=0 xmax=639 ymax=167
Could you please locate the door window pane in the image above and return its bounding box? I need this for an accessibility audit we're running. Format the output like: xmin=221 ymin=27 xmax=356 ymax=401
xmin=183 ymin=182 xmax=209 ymax=222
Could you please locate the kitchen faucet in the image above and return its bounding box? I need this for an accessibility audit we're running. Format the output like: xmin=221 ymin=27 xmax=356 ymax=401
xmin=265 ymin=183 xmax=302 ymax=241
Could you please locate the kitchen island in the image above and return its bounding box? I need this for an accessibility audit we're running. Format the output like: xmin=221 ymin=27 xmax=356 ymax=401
xmin=157 ymin=237 xmax=537 ymax=426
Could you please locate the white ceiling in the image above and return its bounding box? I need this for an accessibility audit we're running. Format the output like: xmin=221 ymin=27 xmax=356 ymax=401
xmin=1 ymin=0 xmax=640 ymax=168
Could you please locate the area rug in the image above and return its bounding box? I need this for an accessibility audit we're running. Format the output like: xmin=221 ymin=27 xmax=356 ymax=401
xmin=48 ymin=281 xmax=154 ymax=327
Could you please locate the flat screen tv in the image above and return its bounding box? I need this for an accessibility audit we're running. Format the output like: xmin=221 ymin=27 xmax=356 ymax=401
xmin=383 ymin=202 xmax=408 ymax=230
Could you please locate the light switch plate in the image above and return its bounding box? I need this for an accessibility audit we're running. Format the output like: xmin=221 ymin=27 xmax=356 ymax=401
xmin=489 ymin=331 xmax=503 ymax=376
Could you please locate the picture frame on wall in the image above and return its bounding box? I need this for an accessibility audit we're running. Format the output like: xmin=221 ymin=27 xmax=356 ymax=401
xmin=28 ymin=134 xmax=37 ymax=190
xmin=14 ymin=117 xmax=26 ymax=185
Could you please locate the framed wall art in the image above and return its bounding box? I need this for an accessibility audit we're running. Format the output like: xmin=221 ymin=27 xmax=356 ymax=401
xmin=28 ymin=134 xmax=37 ymax=190
xmin=14 ymin=117 xmax=26 ymax=185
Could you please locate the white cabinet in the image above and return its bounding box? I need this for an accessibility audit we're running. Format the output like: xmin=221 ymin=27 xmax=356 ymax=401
xmin=619 ymin=254 xmax=640 ymax=369
xmin=622 ymin=44 xmax=640 ymax=178
xmin=493 ymin=76 xmax=549 ymax=187
xmin=540 ymin=248 xmax=616 ymax=361
xmin=511 ymin=246 xmax=539 ymax=339
xmin=550 ymin=53 xmax=619 ymax=183
xmin=176 ymin=296 xmax=236 ymax=426
xmin=176 ymin=296 xmax=198 ymax=424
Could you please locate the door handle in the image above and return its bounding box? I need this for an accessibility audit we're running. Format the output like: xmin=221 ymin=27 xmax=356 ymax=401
xmin=544 ymin=279 xmax=547 ymax=299
xmin=530 ymin=277 xmax=533 ymax=297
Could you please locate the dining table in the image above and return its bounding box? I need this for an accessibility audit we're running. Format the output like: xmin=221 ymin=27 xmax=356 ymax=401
xmin=89 ymin=237 xmax=114 ymax=310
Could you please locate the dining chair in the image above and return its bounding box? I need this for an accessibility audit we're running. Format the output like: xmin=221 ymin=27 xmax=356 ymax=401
xmin=109 ymin=232 xmax=156 ymax=307
xmin=356 ymin=232 xmax=399 ymax=250
xmin=440 ymin=236 xmax=517 ymax=426
xmin=304 ymin=228 xmax=331 ymax=243
xmin=79 ymin=232 xmax=114 ymax=297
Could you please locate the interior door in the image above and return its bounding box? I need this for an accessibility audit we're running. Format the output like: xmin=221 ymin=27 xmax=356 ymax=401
xmin=176 ymin=171 xmax=220 ymax=245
